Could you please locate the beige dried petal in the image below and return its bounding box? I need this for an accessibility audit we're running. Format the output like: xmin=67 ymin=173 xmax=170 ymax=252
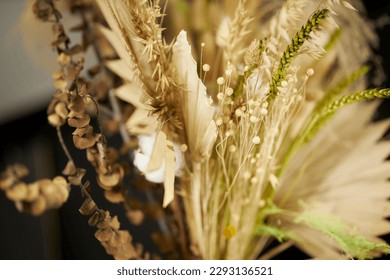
xmin=95 ymin=228 xmax=113 ymax=242
xmin=6 ymin=182 xmax=28 ymax=201
xmin=31 ymin=196 xmax=47 ymax=216
xmin=79 ymin=197 xmax=97 ymax=215
xmin=54 ymin=102 xmax=69 ymax=120
xmin=68 ymin=114 xmax=90 ymax=128
xmin=24 ymin=182 xmax=40 ymax=202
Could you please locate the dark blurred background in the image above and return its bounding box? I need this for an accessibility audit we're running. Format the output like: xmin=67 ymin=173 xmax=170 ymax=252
xmin=0 ymin=0 xmax=389 ymax=260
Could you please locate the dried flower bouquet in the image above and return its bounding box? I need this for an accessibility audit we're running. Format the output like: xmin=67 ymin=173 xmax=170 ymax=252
xmin=1 ymin=0 xmax=390 ymax=260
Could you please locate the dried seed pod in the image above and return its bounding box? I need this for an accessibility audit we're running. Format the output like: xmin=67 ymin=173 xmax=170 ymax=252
xmin=88 ymin=211 xmax=101 ymax=227
xmin=39 ymin=179 xmax=56 ymax=201
xmin=12 ymin=164 xmax=29 ymax=178
xmin=54 ymin=79 xmax=68 ymax=90
xmin=86 ymin=147 xmax=99 ymax=164
xmin=24 ymin=182 xmax=40 ymax=202
xmin=0 ymin=172 xmax=16 ymax=191
xmin=73 ymin=125 xmax=93 ymax=137
xmin=62 ymin=161 xmax=76 ymax=176
xmin=68 ymin=94 xmax=85 ymax=117
xmin=126 ymin=209 xmax=144 ymax=225
xmin=97 ymin=164 xmax=124 ymax=190
xmin=48 ymin=113 xmax=66 ymax=126
xmin=67 ymin=113 xmax=90 ymax=128
xmin=104 ymin=188 xmax=124 ymax=204
xmin=73 ymin=133 xmax=99 ymax=149
xmin=54 ymin=102 xmax=69 ymax=120
xmin=53 ymin=176 xmax=70 ymax=202
xmin=95 ymin=228 xmax=113 ymax=242
xmin=6 ymin=182 xmax=28 ymax=201
xmin=109 ymin=216 xmax=120 ymax=230
xmin=68 ymin=168 xmax=86 ymax=185
xmin=79 ymin=197 xmax=97 ymax=215
xmin=31 ymin=196 xmax=47 ymax=216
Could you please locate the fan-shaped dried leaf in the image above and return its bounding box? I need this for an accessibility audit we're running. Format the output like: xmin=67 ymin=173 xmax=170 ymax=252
xmin=171 ymin=30 xmax=217 ymax=161
xmin=79 ymin=197 xmax=97 ymax=215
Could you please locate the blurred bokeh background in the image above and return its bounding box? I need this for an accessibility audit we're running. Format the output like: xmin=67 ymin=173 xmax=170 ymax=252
xmin=0 ymin=0 xmax=389 ymax=259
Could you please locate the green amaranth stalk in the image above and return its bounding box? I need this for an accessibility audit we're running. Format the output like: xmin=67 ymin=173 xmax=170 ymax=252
xmin=269 ymin=9 xmax=329 ymax=97
xmin=278 ymin=88 xmax=390 ymax=177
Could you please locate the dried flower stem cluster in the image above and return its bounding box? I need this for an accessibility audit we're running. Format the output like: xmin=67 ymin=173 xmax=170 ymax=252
xmin=30 ymin=0 xmax=144 ymax=259
xmin=0 ymin=165 xmax=69 ymax=216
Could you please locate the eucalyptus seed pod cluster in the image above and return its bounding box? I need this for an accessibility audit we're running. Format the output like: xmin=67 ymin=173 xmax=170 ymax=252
xmin=79 ymin=196 xmax=138 ymax=260
xmin=0 ymin=165 xmax=70 ymax=216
